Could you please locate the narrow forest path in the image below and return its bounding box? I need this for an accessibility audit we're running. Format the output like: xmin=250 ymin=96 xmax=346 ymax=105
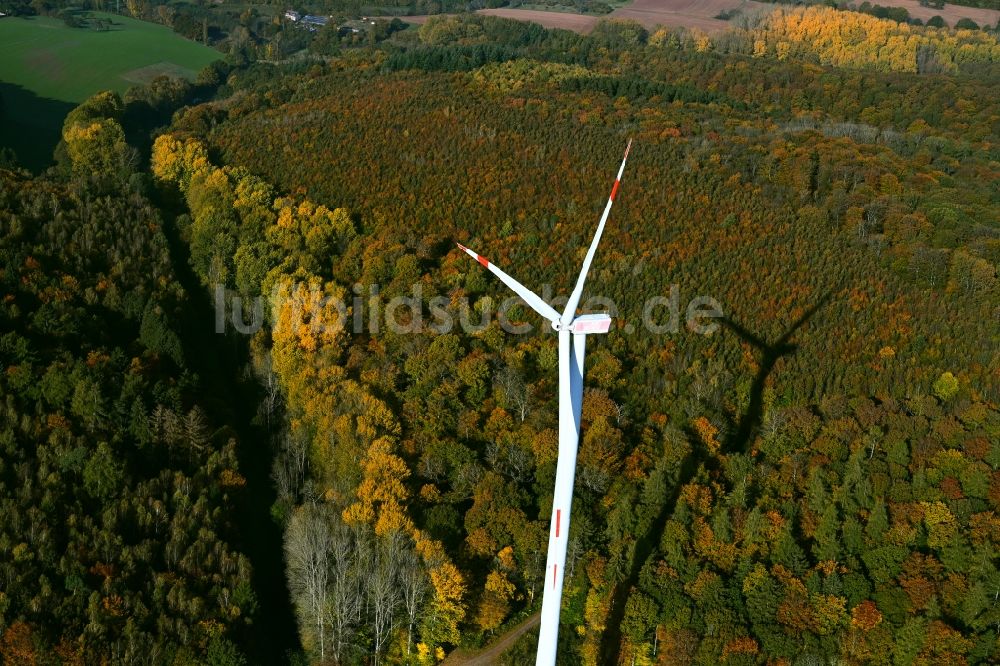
xmin=442 ymin=612 xmax=541 ymax=665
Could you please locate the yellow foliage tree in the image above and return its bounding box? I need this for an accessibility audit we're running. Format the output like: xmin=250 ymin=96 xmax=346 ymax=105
xmin=151 ymin=134 xmax=211 ymax=190
xmin=270 ymin=274 xmax=348 ymax=358
xmin=63 ymin=119 xmax=130 ymax=181
xmin=742 ymin=6 xmax=1000 ymax=73
xmin=426 ymin=560 xmax=467 ymax=644
xmin=343 ymin=437 xmax=414 ymax=537
xmin=921 ymin=500 xmax=958 ymax=548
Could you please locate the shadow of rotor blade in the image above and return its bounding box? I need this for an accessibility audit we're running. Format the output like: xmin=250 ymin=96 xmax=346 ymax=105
xmin=776 ymin=292 xmax=831 ymax=347
xmin=719 ymin=315 xmax=768 ymax=350
xmin=721 ymin=292 xmax=832 ymax=455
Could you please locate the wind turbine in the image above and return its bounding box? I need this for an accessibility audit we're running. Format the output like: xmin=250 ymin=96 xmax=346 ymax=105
xmin=456 ymin=139 xmax=632 ymax=665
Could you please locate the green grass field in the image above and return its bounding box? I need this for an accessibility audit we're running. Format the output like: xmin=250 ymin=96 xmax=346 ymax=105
xmin=0 ymin=13 xmax=219 ymax=170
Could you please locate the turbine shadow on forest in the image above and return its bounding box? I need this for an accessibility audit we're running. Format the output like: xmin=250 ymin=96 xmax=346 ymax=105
xmin=720 ymin=292 xmax=831 ymax=455
xmin=599 ymin=292 xmax=830 ymax=665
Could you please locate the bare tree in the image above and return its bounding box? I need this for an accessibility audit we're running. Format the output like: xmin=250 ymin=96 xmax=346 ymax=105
xmin=272 ymin=456 xmax=293 ymax=502
xmin=526 ymin=548 xmax=544 ymax=605
xmin=368 ymin=531 xmax=404 ymax=666
xmin=285 ymin=503 xmax=332 ymax=662
xmin=251 ymin=348 xmax=282 ymax=428
xmin=504 ymin=443 xmax=534 ymax=483
xmin=612 ymin=399 xmax=628 ymax=427
xmin=762 ymin=407 xmax=788 ymax=440
xmin=455 ymin=462 xmax=485 ymax=499
xmin=578 ymin=462 xmax=611 ymax=494
xmin=495 ymin=365 xmax=530 ymax=422
xmin=274 ymin=427 xmax=311 ymax=502
xmin=184 ymin=406 xmax=209 ymax=452
xmin=566 ymin=537 xmax=583 ymax=582
xmin=399 ymin=549 xmax=429 ymax=656
xmin=326 ymin=521 xmax=363 ymax=664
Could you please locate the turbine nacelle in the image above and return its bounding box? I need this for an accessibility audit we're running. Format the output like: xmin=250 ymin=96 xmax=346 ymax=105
xmin=553 ymin=313 xmax=612 ymax=334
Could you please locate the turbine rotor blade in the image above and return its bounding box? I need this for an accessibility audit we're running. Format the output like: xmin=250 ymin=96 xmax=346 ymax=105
xmin=456 ymin=243 xmax=561 ymax=323
xmin=561 ymin=139 xmax=632 ymax=325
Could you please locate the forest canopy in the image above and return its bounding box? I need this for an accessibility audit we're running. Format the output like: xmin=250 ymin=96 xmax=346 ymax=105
xmin=145 ymin=12 xmax=1000 ymax=663
xmin=2 ymin=6 xmax=999 ymax=666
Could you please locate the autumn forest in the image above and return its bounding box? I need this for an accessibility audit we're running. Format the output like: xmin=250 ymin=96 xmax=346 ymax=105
xmin=1 ymin=5 xmax=999 ymax=666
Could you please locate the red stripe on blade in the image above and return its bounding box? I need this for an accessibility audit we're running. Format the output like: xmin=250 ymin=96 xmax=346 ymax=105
xmin=556 ymin=509 xmax=561 ymax=537
xmin=477 ymin=255 xmax=489 ymax=268
xmin=610 ymin=180 xmax=620 ymax=202
xmin=553 ymin=564 xmax=557 ymax=589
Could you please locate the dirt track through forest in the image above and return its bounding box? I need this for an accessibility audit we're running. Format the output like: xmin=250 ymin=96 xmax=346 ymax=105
xmin=441 ymin=612 xmax=541 ymax=665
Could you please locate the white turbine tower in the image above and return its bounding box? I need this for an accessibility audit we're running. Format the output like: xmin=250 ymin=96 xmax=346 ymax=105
xmin=456 ymin=139 xmax=632 ymax=665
